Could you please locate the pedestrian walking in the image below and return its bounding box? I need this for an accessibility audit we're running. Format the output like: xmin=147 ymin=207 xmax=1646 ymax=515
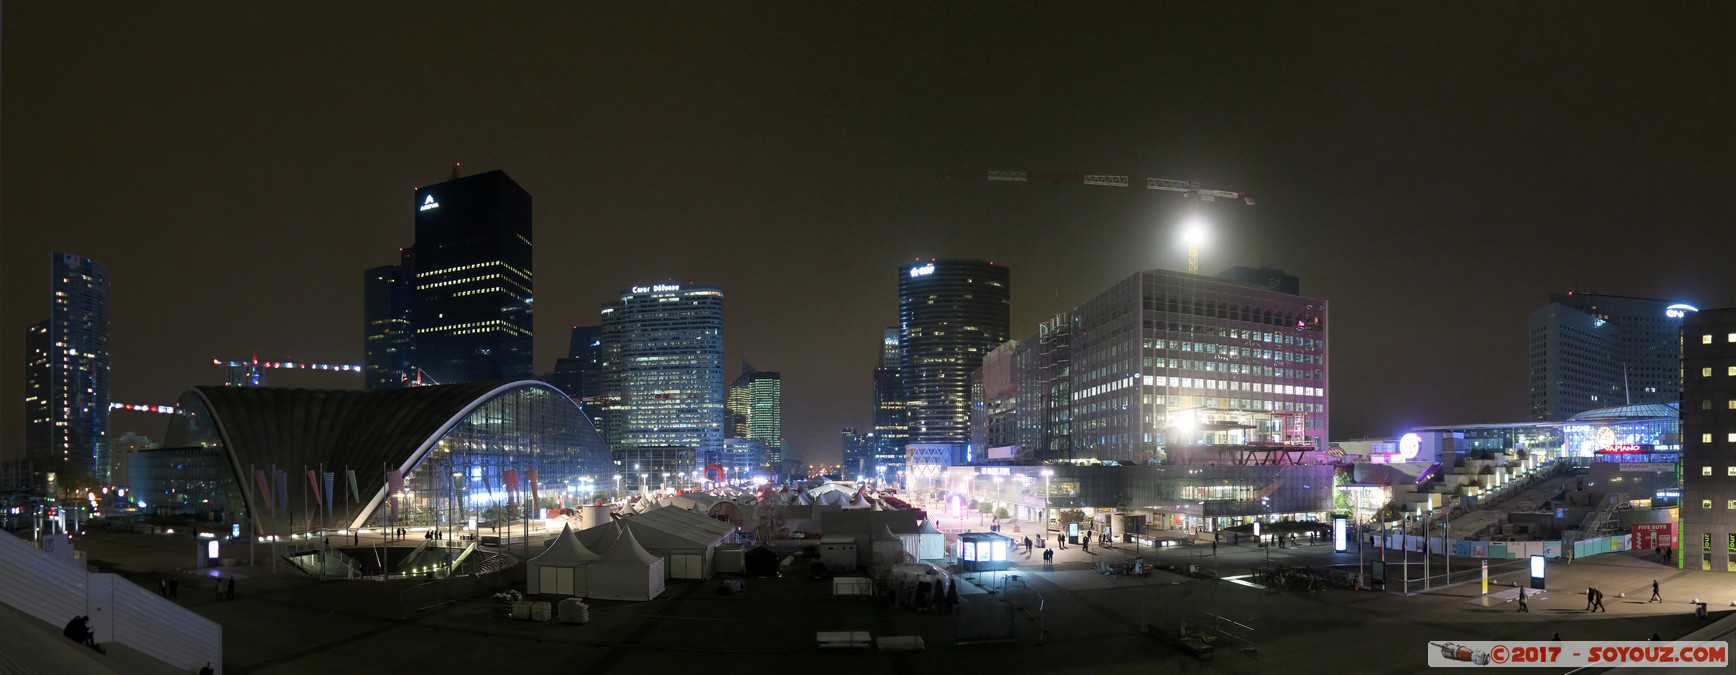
xmin=1593 ymin=588 xmax=1606 ymax=612
xmin=169 ymin=578 xmax=179 ymax=599
xmin=1586 ymin=586 xmax=1596 ymax=611
xmin=1650 ymin=579 xmax=1661 ymax=603
xmin=1517 ymin=588 xmax=1529 ymax=613
xmin=1082 ymin=538 xmax=1090 ymax=553
xmin=1212 ymin=541 xmax=1218 ymax=556
xmin=226 ymin=577 xmax=236 ymax=600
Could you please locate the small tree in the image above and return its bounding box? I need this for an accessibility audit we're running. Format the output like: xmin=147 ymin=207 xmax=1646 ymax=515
xmin=994 ymin=506 xmax=1011 ymax=520
xmin=977 ymin=500 xmax=994 ymax=515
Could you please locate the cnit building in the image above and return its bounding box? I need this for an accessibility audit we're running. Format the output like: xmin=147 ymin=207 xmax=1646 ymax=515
xmin=938 ymin=267 xmax=1332 ymax=533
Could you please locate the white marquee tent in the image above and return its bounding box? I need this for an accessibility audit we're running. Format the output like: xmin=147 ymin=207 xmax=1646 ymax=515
xmin=527 ymin=524 xmax=599 ymax=597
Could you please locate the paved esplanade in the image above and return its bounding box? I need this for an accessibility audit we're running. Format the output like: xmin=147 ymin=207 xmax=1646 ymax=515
xmin=49 ymin=525 xmax=1734 ymax=675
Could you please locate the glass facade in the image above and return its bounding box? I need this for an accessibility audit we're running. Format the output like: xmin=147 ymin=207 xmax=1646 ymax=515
xmin=37 ymin=253 xmax=112 ymax=482
xmin=602 ymin=283 xmax=726 ymax=457
xmin=900 ymin=260 xmax=1011 ymax=445
xmin=161 ymin=383 xmax=612 ymax=535
xmin=363 ymin=247 xmax=416 ymax=390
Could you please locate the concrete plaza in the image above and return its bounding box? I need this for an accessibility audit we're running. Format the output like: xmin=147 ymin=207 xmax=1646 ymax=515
xmin=13 ymin=525 xmax=1735 ymax=675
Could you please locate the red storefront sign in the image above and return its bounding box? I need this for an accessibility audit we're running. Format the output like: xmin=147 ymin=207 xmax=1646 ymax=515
xmin=1632 ymin=522 xmax=1675 ymax=549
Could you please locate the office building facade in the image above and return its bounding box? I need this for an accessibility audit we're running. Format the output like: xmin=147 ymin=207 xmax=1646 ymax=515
xmin=899 ymin=259 xmax=1010 ymax=445
xmin=1529 ymin=293 xmax=1693 ymax=421
xmin=542 ymin=324 xmax=603 ymax=400
xmin=411 ymin=170 xmax=534 ymax=384
xmin=34 ymin=253 xmax=113 ymax=483
xmin=727 ymin=367 xmax=783 ymax=463
xmin=24 ymin=320 xmax=51 ymax=467
xmin=974 ymin=269 xmax=1328 ymax=463
xmin=601 ymin=282 xmax=726 ymax=456
xmin=363 ymin=247 xmax=417 ymax=390
xmin=1682 ymin=309 xmax=1736 ymax=572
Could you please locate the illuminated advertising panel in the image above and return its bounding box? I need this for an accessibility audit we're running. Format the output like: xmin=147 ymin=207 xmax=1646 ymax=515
xmin=1333 ymin=515 xmax=1348 ymax=553
xmin=1529 ymin=554 xmax=1545 ymax=590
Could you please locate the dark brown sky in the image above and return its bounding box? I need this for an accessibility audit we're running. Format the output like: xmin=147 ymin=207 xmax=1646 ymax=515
xmin=4 ymin=3 xmax=1735 ymax=465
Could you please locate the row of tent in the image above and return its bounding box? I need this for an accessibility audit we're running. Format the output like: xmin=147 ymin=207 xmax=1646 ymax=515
xmin=528 ymin=501 xmax=739 ymax=601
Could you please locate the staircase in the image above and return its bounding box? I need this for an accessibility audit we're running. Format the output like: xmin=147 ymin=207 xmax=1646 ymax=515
xmin=0 ymin=530 xmax=222 ymax=673
xmin=1578 ymin=493 xmax=1629 ymax=538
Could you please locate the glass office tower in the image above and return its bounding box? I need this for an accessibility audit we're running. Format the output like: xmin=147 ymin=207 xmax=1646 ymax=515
xmin=412 ymin=170 xmax=533 ymax=384
xmin=899 ymin=259 xmax=1010 ymax=445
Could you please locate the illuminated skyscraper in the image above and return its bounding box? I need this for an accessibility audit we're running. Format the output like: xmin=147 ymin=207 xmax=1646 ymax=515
xmin=34 ymin=253 xmax=112 ymax=482
xmin=411 ymin=169 xmax=533 ymax=384
xmin=899 ymin=259 xmax=1010 ymax=445
xmin=727 ymin=362 xmax=782 ymax=462
xmin=23 ymin=320 xmax=51 ymax=466
xmin=601 ymin=282 xmax=726 ymax=456
xmin=1529 ymin=292 xmax=1693 ymax=421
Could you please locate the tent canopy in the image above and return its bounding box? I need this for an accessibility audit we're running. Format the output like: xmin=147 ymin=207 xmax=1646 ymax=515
xmin=532 ymin=524 xmax=600 ymax=564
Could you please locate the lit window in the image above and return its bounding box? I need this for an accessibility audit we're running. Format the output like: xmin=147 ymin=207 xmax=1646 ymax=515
xmin=1706 ymin=434 xmax=1716 ymax=443
xmin=1730 ymin=400 xmax=1736 ymax=410
xmin=1730 ymin=333 xmax=1736 ymax=343
xmin=1729 ymin=500 xmax=1736 ymax=510
xmin=1728 ymin=467 xmax=1735 ymax=477
xmin=1705 ymin=500 xmax=1715 ymax=510
xmin=1729 ymin=366 xmax=1736 ymax=376
xmin=1729 ymin=433 xmax=1736 ymax=443
xmin=1706 ymin=335 xmax=1715 ymax=344
xmin=1708 ymin=368 xmax=1717 ymax=377
xmin=1705 ymin=466 xmax=1714 ymax=476
xmin=1706 ymin=401 xmax=1715 ymax=411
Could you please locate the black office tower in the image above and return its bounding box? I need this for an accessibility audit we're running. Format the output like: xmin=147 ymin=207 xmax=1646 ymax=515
xmin=899 ymin=259 xmax=1010 ymax=445
xmin=363 ymin=247 xmax=417 ymax=390
xmin=412 ymin=170 xmax=534 ymax=384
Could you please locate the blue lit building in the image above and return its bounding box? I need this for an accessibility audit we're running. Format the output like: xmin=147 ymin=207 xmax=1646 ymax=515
xmin=159 ymin=381 xmax=613 ymax=535
xmin=30 ymin=253 xmax=112 ymax=484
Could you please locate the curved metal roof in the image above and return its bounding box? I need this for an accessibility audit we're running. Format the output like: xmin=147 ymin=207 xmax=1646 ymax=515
xmin=185 ymin=380 xmax=594 ymax=531
xmin=1567 ymin=401 xmax=1679 ymax=421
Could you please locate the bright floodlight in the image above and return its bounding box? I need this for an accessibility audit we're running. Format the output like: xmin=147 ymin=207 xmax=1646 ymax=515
xmin=1180 ymin=215 xmax=1209 ymax=274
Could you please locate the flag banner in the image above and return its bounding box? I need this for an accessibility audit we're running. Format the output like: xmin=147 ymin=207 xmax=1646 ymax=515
xmin=275 ymin=471 xmax=289 ymax=513
xmin=255 ymin=469 xmax=273 ymax=512
xmin=307 ymin=469 xmax=323 ymax=507
xmin=324 ymin=472 xmax=335 ymax=519
xmin=504 ymin=469 xmax=520 ymax=507
xmin=347 ymin=469 xmax=360 ymax=503
xmin=527 ymin=469 xmax=539 ymax=508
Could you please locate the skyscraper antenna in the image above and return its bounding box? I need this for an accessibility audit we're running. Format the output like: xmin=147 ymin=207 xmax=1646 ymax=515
xmin=451 ymin=162 xmax=462 ymax=180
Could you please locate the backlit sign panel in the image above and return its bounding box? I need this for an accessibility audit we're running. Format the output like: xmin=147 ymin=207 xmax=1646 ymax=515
xmin=419 ymin=194 xmax=439 ymax=211
xmin=1529 ymin=554 xmax=1545 ymax=590
xmin=1666 ymin=303 xmax=1698 ymax=319
xmin=1333 ymin=515 xmax=1348 ymax=553
xmin=909 ymin=264 xmax=935 ymax=278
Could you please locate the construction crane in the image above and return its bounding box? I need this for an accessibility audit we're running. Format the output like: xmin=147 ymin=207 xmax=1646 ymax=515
xmin=946 ymin=169 xmax=1255 ymax=274
xmin=110 ymin=402 xmax=180 ymax=415
xmin=214 ymin=351 xmax=362 ymax=387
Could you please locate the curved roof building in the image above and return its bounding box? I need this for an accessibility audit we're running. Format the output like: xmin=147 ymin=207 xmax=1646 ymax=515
xmin=163 ymin=381 xmax=612 ymax=534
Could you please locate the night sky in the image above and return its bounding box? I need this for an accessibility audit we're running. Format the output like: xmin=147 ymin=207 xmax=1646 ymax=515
xmin=5 ymin=4 xmax=1735 ymax=465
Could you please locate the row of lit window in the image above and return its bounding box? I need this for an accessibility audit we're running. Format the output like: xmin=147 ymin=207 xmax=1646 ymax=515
xmin=417 ymin=320 xmax=504 ymax=333
xmin=1700 ymin=500 xmax=1736 ymax=510
xmin=1696 ymin=402 xmax=1736 ymax=411
xmin=1699 ymin=466 xmax=1736 ymax=477
xmin=1698 ymin=433 xmax=1736 ymax=443
xmin=1700 ymin=367 xmax=1736 ymax=377
xmin=417 ymin=261 xmax=505 ymax=278
xmin=1701 ymin=334 xmax=1736 ymax=344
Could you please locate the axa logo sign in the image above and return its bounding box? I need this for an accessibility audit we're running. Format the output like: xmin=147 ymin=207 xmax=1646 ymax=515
xmin=419 ymin=194 xmax=440 ymax=212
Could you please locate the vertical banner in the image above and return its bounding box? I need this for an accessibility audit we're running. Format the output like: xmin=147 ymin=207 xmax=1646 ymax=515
xmin=503 ymin=469 xmax=520 ymax=511
xmin=527 ymin=470 xmax=539 ymax=511
xmin=275 ymin=471 xmax=289 ymax=513
xmin=1481 ymin=559 xmax=1489 ymax=595
xmin=347 ymin=468 xmax=360 ymax=504
xmin=324 ymin=472 xmax=335 ymax=520
xmin=387 ymin=469 xmax=404 ymax=521
xmin=255 ymin=469 xmax=273 ymax=512
xmin=307 ymin=469 xmax=323 ymax=507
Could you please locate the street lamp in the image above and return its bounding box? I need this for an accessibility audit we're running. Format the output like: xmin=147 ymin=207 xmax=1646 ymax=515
xmin=1040 ymin=468 xmax=1054 ymax=533
xmin=1180 ymin=214 xmax=1209 ymax=275
xmin=613 ymin=474 xmax=622 ymax=499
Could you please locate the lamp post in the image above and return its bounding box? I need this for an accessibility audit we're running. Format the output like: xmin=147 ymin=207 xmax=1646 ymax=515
xmin=1403 ymin=515 xmax=1413 ymax=593
xmin=1040 ymin=468 xmax=1054 ymax=534
xmin=613 ymin=474 xmax=621 ymax=500
xmin=449 ymin=472 xmax=461 ymax=546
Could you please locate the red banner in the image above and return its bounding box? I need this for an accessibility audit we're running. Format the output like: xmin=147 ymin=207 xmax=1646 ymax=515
xmin=307 ymin=469 xmax=323 ymax=507
xmin=527 ymin=470 xmax=539 ymax=508
xmin=1632 ymin=522 xmax=1675 ymax=549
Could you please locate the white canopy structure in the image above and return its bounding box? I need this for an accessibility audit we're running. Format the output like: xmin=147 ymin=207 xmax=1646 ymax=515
xmin=915 ymin=518 xmax=946 ymax=560
xmin=527 ymin=524 xmax=599 ymax=597
xmin=589 ymin=527 xmax=665 ymax=601
xmin=871 ymin=524 xmax=907 ymax=567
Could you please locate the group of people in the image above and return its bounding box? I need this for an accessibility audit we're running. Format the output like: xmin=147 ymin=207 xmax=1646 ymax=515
xmin=1653 ymin=546 xmax=1675 ymax=563
xmin=157 ymin=577 xmax=180 ymax=599
xmin=214 ymin=576 xmax=238 ymax=601
xmin=1586 ymin=586 xmax=1608 ymax=612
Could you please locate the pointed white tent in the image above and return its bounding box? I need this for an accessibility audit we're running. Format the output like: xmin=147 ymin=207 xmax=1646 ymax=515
xmin=589 ymin=527 xmax=665 ymax=601
xmin=527 ymin=524 xmax=599 ymax=596
xmin=915 ymin=518 xmax=946 ymax=560
xmin=871 ymin=524 xmax=906 ymax=567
